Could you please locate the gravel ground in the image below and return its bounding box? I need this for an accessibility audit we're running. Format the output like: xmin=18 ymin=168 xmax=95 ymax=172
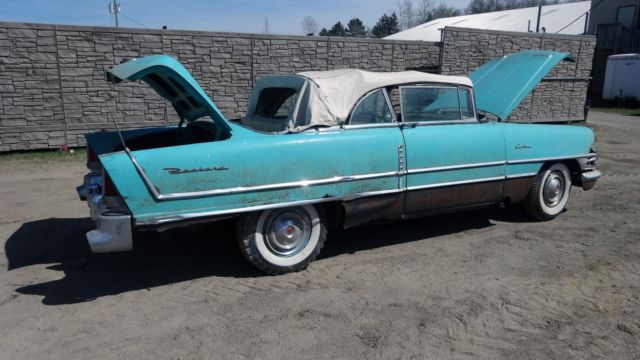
xmin=0 ymin=111 xmax=639 ymax=359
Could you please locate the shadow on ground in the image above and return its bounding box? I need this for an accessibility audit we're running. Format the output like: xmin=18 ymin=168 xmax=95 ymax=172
xmin=5 ymin=207 xmax=531 ymax=305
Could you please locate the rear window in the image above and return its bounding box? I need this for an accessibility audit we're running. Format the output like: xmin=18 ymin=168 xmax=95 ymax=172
xmin=254 ymin=87 xmax=298 ymax=119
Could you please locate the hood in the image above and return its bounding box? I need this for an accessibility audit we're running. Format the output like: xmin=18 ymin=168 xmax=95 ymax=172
xmin=106 ymin=54 xmax=229 ymax=130
xmin=469 ymin=50 xmax=574 ymax=121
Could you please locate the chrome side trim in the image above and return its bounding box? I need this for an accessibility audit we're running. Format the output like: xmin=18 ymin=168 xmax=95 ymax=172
xmin=159 ymin=171 xmax=399 ymax=200
xmin=136 ymin=188 xmax=404 ymax=226
xmin=505 ymin=172 xmax=537 ymax=179
xmin=138 ymin=175 xmax=512 ymax=226
xmin=136 ymin=172 xmax=548 ymax=226
xmin=342 ymin=123 xmax=400 ymax=130
xmin=506 ymin=153 xmax=594 ymax=164
xmin=406 ymin=176 xmax=504 ymax=191
xmin=398 ymin=144 xmax=406 ymax=189
xmin=126 ymin=144 xmax=592 ymax=204
xmin=403 ymin=119 xmax=479 ymax=127
xmin=125 ymin=147 xmax=164 ymax=200
xmin=407 ymin=160 xmax=505 ymax=174
xmin=132 ymin=160 xmax=400 ymax=201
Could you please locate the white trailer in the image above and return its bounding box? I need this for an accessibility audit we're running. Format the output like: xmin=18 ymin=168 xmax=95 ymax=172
xmin=602 ymin=53 xmax=640 ymax=100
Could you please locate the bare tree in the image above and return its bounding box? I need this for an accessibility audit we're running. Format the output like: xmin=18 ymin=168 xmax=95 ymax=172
xmin=397 ymin=0 xmax=415 ymax=30
xmin=302 ymin=15 xmax=318 ymax=35
xmin=397 ymin=0 xmax=436 ymax=29
xmin=415 ymin=0 xmax=435 ymax=24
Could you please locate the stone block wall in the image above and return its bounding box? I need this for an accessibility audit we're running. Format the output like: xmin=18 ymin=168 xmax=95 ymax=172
xmin=441 ymin=27 xmax=596 ymax=122
xmin=0 ymin=22 xmax=441 ymax=151
xmin=0 ymin=22 xmax=594 ymax=151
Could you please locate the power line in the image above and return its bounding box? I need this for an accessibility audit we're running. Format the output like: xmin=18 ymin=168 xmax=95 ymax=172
xmin=555 ymin=0 xmax=606 ymax=34
xmin=119 ymin=11 xmax=150 ymax=28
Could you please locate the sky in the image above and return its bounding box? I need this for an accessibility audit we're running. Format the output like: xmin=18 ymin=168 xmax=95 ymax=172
xmin=0 ymin=0 xmax=472 ymax=35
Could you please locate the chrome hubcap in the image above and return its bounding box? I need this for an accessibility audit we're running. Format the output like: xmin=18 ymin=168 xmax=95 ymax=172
xmin=264 ymin=209 xmax=311 ymax=257
xmin=543 ymin=171 xmax=565 ymax=207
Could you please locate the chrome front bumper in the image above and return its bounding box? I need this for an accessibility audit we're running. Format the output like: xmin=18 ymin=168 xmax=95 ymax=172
xmin=577 ymin=153 xmax=601 ymax=191
xmin=581 ymin=169 xmax=602 ymax=191
xmin=77 ymin=173 xmax=133 ymax=253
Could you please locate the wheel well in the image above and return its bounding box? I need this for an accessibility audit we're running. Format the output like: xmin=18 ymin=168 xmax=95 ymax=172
xmin=314 ymin=201 xmax=345 ymax=230
xmin=542 ymin=159 xmax=581 ymax=185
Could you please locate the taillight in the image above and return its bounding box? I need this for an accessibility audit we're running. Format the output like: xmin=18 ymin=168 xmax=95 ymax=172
xmin=103 ymin=170 xmax=118 ymax=196
xmin=88 ymin=146 xmax=98 ymax=162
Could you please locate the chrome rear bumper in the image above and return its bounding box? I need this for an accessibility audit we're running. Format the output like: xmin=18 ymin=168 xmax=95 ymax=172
xmin=78 ymin=171 xmax=133 ymax=253
xmin=87 ymin=211 xmax=133 ymax=253
xmin=86 ymin=195 xmax=132 ymax=253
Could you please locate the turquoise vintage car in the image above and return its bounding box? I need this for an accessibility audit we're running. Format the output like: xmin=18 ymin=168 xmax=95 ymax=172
xmin=77 ymin=50 xmax=601 ymax=274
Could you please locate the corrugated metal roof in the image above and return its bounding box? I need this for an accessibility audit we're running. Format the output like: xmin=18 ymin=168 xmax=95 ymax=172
xmin=385 ymin=1 xmax=591 ymax=42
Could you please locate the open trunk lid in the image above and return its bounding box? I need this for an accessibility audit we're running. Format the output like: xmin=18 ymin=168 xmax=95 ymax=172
xmin=469 ymin=50 xmax=574 ymax=121
xmin=106 ymin=54 xmax=229 ymax=131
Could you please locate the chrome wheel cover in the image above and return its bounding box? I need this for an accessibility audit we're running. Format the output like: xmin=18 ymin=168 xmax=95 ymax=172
xmin=543 ymin=171 xmax=565 ymax=207
xmin=263 ymin=208 xmax=312 ymax=257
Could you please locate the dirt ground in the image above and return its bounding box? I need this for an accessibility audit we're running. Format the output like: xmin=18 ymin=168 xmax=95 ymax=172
xmin=0 ymin=111 xmax=639 ymax=359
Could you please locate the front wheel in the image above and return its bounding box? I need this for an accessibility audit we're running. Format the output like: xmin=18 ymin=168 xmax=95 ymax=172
xmin=524 ymin=163 xmax=572 ymax=221
xmin=237 ymin=205 xmax=327 ymax=275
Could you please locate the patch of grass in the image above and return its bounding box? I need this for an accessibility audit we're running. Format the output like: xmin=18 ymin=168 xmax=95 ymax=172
xmin=591 ymin=107 xmax=640 ymax=117
xmin=0 ymin=148 xmax=86 ymax=163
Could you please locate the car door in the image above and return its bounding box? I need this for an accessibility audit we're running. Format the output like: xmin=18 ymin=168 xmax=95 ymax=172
xmin=338 ymin=88 xmax=406 ymax=227
xmin=399 ymin=85 xmax=506 ymax=215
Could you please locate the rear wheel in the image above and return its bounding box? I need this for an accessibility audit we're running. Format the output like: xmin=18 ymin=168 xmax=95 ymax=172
xmin=237 ymin=205 xmax=327 ymax=275
xmin=524 ymin=163 xmax=571 ymax=220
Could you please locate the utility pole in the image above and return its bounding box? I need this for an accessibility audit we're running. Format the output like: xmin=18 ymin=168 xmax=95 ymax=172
xmin=108 ymin=0 xmax=121 ymax=28
xmin=535 ymin=0 xmax=543 ymax=33
xmin=263 ymin=18 xmax=270 ymax=34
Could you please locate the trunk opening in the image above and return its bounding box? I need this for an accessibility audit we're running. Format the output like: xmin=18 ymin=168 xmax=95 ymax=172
xmin=112 ymin=119 xmax=230 ymax=152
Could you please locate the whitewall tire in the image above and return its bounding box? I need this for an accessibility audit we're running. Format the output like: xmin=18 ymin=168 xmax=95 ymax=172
xmin=237 ymin=205 xmax=327 ymax=275
xmin=524 ymin=163 xmax=572 ymax=220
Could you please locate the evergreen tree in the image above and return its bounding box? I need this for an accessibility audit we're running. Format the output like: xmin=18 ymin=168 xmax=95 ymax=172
xmin=346 ymin=18 xmax=368 ymax=37
xmin=327 ymin=21 xmax=346 ymax=37
xmin=371 ymin=13 xmax=400 ymax=38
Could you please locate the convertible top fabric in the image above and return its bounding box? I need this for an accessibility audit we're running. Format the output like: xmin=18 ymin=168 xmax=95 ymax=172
xmin=244 ymin=69 xmax=472 ymax=132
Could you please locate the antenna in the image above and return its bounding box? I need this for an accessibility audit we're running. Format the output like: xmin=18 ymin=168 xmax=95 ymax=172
xmin=108 ymin=0 xmax=121 ymax=28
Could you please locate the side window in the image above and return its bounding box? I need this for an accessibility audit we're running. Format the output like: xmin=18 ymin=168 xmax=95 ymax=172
xmin=400 ymin=86 xmax=476 ymax=122
xmin=459 ymin=87 xmax=474 ymax=119
xmin=401 ymin=87 xmax=459 ymax=122
xmin=349 ymin=89 xmax=394 ymax=125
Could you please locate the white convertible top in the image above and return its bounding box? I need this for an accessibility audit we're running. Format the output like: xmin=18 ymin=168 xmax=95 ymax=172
xmin=243 ymin=69 xmax=473 ymax=132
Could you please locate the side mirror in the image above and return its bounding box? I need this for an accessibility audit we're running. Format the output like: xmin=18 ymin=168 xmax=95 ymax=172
xmin=477 ymin=113 xmax=488 ymax=123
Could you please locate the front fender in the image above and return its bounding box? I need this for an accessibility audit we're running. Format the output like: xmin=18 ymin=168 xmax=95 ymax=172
xmin=499 ymin=123 xmax=595 ymax=177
